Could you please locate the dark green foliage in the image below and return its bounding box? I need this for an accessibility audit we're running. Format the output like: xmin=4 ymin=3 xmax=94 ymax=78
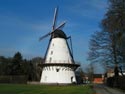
xmin=30 ymin=57 xmax=43 ymax=81
xmin=75 ymin=68 xmax=85 ymax=84
xmin=106 ymin=76 xmax=125 ymax=90
xmin=0 ymin=75 xmax=27 ymax=84
xmin=13 ymin=52 xmax=22 ymax=63
xmin=11 ymin=52 xmax=23 ymax=75
xmin=0 ymin=52 xmax=44 ymax=82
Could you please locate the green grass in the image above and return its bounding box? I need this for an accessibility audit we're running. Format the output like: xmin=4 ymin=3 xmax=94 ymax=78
xmin=0 ymin=84 xmax=95 ymax=94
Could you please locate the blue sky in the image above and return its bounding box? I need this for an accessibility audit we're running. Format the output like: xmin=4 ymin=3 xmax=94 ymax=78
xmin=0 ymin=0 xmax=108 ymax=71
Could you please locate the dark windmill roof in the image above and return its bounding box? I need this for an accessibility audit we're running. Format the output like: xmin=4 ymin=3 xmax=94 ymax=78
xmin=52 ymin=29 xmax=67 ymax=39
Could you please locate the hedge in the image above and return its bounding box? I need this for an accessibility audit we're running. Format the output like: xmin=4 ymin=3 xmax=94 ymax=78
xmin=0 ymin=75 xmax=27 ymax=84
xmin=106 ymin=76 xmax=125 ymax=90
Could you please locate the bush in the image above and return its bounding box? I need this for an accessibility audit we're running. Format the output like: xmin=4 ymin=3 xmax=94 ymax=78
xmin=118 ymin=76 xmax=125 ymax=90
xmin=106 ymin=76 xmax=125 ymax=90
xmin=106 ymin=77 xmax=114 ymax=87
xmin=0 ymin=75 xmax=27 ymax=84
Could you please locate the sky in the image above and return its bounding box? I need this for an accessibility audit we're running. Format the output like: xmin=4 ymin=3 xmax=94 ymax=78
xmin=0 ymin=0 xmax=108 ymax=72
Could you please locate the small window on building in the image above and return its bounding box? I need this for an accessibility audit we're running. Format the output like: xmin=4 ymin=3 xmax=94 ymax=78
xmin=51 ymin=51 xmax=53 ymax=55
xmin=53 ymin=43 xmax=54 ymax=46
xmin=71 ymin=76 xmax=73 ymax=83
xmin=56 ymin=68 xmax=59 ymax=72
xmin=44 ymin=76 xmax=47 ymax=81
xmin=49 ymin=57 xmax=52 ymax=63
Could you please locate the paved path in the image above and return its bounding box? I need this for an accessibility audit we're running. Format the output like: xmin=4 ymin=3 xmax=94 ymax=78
xmin=93 ymin=84 xmax=124 ymax=94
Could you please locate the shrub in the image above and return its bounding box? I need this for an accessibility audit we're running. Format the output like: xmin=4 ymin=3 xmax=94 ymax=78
xmin=0 ymin=75 xmax=27 ymax=84
xmin=106 ymin=76 xmax=125 ymax=90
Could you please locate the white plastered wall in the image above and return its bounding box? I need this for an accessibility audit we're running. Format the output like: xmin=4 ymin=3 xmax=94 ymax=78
xmin=45 ymin=38 xmax=72 ymax=64
xmin=40 ymin=38 xmax=77 ymax=84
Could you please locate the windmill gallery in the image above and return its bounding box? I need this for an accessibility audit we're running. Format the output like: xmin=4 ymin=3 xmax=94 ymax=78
xmin=39 ymin=8 xmax=80 ymax=84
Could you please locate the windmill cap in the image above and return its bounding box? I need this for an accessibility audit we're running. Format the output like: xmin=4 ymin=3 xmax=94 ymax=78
xmin=52 ymin=29 xmax=67 ymax=39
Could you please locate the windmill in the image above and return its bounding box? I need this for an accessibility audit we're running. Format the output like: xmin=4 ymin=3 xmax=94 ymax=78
xmin=39 ymin=7 xmax=80 ymax=84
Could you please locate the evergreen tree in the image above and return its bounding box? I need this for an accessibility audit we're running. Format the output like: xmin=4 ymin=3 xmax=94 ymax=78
xmin=11 ymin=52 xmax=23 ymax=75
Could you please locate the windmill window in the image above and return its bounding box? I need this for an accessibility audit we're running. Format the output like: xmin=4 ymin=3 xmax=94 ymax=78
xmin=45 ymin=76 xmax=47 ymax=81
xmin=44 ymin=68 xmax=46 ymax=71
xmin=53 ymin=43 xmax=54 ymax=46
xmin=51 ymin=51 xmax=53 ymax=55
xmin=56 ymin=68 xmax=60 ymax=72
xmin=49 ymin=57 xmax=52 ymax=62
xmin=71 ymin=76 xmax=73 ymax=83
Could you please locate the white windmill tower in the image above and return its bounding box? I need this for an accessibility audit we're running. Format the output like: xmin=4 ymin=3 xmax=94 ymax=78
xmin=39 ymin=8 xmax=80 ymax=84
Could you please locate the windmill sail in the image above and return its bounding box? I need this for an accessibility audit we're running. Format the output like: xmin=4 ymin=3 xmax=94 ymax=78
xmin=52 ymin=7 xmax=58 ymax=31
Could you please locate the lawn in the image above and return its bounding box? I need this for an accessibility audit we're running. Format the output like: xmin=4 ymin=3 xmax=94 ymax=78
xmin=0 ymin=84 xmax=95 ymax=94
